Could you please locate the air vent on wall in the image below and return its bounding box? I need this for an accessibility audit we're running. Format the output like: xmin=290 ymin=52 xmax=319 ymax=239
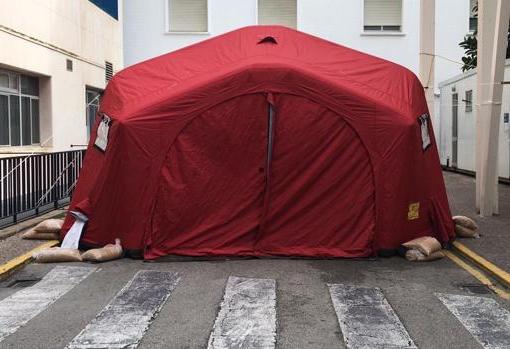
xmin=66 ymin=59 xmax=73 ymax=72
xmin=105 ymin=61 xmax=113 ymax=82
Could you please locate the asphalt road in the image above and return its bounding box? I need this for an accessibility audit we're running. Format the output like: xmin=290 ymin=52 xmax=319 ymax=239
xmin=1 ymin=254 xmax=509 ymax=349
xmin=443 ymin=171 xmax=510 ymax=271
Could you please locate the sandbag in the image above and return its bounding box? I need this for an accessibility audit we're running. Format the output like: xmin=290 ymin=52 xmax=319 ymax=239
xmin=22 ymin=218 xmax=64 ymax=240
xmin=405 ymin=249 xmax=444 ymax=261
xmin=455 ymin=224 xmax=480 ymax=239
xmin=402 ymin=236 xmax=442 ymax=256
xmin=82 ymin=239 xmax=122 ymax=263
xmin=33 ymin=247 xmax=82 ymax=263
xmin=452 ymin=215 xmax=478 ymax=231
xmin=22 ymin=230 xmax=60 ymax=240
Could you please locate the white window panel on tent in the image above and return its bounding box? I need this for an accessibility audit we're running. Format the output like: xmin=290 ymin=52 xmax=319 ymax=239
xmin=258 ymin=0 xmax=297 ymax=29
xmin=363 ymin=0 xmax=403 ymax=32
xmin=167 ymin=0 xmax=208 ymax=33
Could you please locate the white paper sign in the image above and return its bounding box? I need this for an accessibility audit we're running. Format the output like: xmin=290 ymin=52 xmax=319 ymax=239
xmin=419 ymin=114 xmax=431 ymax=150
xmin=61 ymin=220 xmax=85 ymax=249
xmin=94 ymin=115 xmax=111 ymax=152
xmin=61 ymin=211 xmax=88 ymax=249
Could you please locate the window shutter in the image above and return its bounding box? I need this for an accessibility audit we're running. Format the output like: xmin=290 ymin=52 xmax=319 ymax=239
xmin=364 ymin=0 xmax=402 ymax=26
xmin=258 ymin=0 xmax=297 ymax=29
xmin=168 ymin=0 xmax=208 ymax=32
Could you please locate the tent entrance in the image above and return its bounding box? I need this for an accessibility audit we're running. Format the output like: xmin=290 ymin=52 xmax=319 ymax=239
xmin=256 ymin=94 xmax=375 ymax=257
xmin=149 ymin=93 xmax=375 ymax=257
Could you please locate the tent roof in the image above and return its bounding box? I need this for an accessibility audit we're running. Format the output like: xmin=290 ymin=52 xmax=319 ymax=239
xmin=105 ymin=26 xmax=423 ymax=122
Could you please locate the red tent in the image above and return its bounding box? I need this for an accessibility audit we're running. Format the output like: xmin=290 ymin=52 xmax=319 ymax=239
xmin=63 ymin=26 xmax=454 ymax=259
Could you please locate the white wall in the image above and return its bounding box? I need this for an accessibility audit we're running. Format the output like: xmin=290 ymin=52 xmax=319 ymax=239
xmin=433 ymin=0 xmax=472 ymax=135
xmin=124 ymin=0 xmax=422 ymax=72
xmin=123 ymin=1 xmax=470 ymax=79
xmin=439 ymin=62 xmax=510 ymax=179
xmin=0 ymin=0 xmax=123 ymax=152
xmin=123 ymin=0 xmax=256 ymax=67
xmin=298 ymin=0 xmax=420 ymax=72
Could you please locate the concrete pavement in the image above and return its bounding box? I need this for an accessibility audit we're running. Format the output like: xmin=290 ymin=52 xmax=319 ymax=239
xmin=444 ymin=171 xmax=510 ymax=271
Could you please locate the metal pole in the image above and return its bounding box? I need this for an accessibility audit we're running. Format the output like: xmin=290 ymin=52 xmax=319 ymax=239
xmin=420 ymin=0 xmax=435 ymax=120
xmin=475 ymin=0 xmax=510 ymax=216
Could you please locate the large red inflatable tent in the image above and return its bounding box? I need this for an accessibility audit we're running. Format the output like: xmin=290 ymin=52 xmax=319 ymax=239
xmin=62 ymin=26 xmax=454 ymax=259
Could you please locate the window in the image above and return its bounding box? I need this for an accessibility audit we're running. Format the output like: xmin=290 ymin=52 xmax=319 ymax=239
xmin=465 ymin=90 xmax=473 ymax=112
xmin=0 ymin=71 xmax=19 ymax=92
xmin=86 ymin=88 xmax=102 ymax=139
xmin=469 ymin=0 xmax=477 ymax=32
xmin=88 ymin=0 xmax=118 ymax=20
xmin=167 ymin=0 xmax=208 ymax=33
xmin=0 ymin=69 xmax=40 ymax=146
xmin=258 ymin=0 xmax=297 ymax=29
xmin=363 ymin=0 xmax=402 ymax=32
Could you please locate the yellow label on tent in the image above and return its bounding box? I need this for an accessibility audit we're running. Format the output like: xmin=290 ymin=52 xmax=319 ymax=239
xmin=408 ymin=202 xmax=420 ymax=220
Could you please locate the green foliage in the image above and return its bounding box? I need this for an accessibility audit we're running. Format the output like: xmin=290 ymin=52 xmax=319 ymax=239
xmin=459 ymin=35 xmax=477 ymax=72
xmin=459 ymin=2 xmax=510 ymax=72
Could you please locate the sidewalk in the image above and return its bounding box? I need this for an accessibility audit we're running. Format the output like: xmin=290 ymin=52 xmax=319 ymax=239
xmin=444 ymin=171 xmax=510 ymax=271
xmin=0 ymin=209 xmax=66 ymax=264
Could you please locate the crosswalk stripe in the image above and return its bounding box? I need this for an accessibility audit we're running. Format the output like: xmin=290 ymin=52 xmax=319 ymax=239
xmin=208 ymin=276 xmax=277 ymax=349
xmin=67 ymin=270 xmax=180 ymax=349
xmin=0 ymin=266 xmax=95 ymax=343
xmin=328 ymin=284 xmax=416 ymax=348
xmin=437 ymin=293 xmax=510 ymax=349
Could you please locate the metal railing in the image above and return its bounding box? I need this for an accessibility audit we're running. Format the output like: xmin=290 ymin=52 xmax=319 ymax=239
xmin=0 ymin=150 xmax=86 ymax=229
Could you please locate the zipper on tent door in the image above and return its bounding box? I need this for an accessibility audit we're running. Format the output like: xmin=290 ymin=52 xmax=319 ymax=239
xmin=257 ymin=99 xmax=276 ymax=240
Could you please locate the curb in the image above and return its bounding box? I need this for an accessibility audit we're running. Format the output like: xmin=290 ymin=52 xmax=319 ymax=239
xmin=452 ymin=241 xmax=510 ymax=290
xmin=444 ymin=250 xmax=510 ymax=300
xmin=0 ymin=208 xmax=67 ymax=240
xmin=0 ymin=240 xmax=59 ymax=280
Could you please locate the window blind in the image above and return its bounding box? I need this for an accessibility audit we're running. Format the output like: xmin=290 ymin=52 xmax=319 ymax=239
xmin=258 ymin=0 xmax=297 ymax=29
xmin=364 ymin=0 xmax=402 ymax=27
xmin=470 ymin=0 xmax=477 ymax=16
xmin=168 ymin=0 xmax=208 ymax=32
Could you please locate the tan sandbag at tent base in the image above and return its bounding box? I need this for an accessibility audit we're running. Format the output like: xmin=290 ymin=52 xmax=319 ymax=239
xmin=453 ymin=215 xmax=480 ymax=238
xmin=33 ymin=239 xmax=123 ymax=263
xmin=22 ymin=218 xmax=64 ymax=240
xmin=33 ymin=248 xmax=83 ymax=263
xmin=402 ymin=236 xmax=444 ymax=262
xmin=81 ymin=239 xmax=123 ymax=262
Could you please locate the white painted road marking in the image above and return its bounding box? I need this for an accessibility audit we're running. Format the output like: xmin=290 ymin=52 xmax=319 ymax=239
xmin=67 ymin=270 xmax=180 ymax=349
xmin=0 ymin=266 xmax=95 ymax=343
xmin=328 ymin=284 xmax=416 ymax=349
xmin=437 ymin=293 xmax=510 ymax=349
xmin=208 ymin=276 xmax=277 ymax=349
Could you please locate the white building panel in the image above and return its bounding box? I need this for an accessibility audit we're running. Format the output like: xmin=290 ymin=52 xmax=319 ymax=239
xmin=439 ymin=61 xmax=510 ymax=179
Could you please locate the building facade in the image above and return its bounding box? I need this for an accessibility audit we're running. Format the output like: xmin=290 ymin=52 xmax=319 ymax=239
xmin=123 ymin=0 xmax=474 ymax=134
xmin=0 ymin=0 xmax=123 ymax=153
xmin=439 ymin=61 xmax=510 ymax=180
